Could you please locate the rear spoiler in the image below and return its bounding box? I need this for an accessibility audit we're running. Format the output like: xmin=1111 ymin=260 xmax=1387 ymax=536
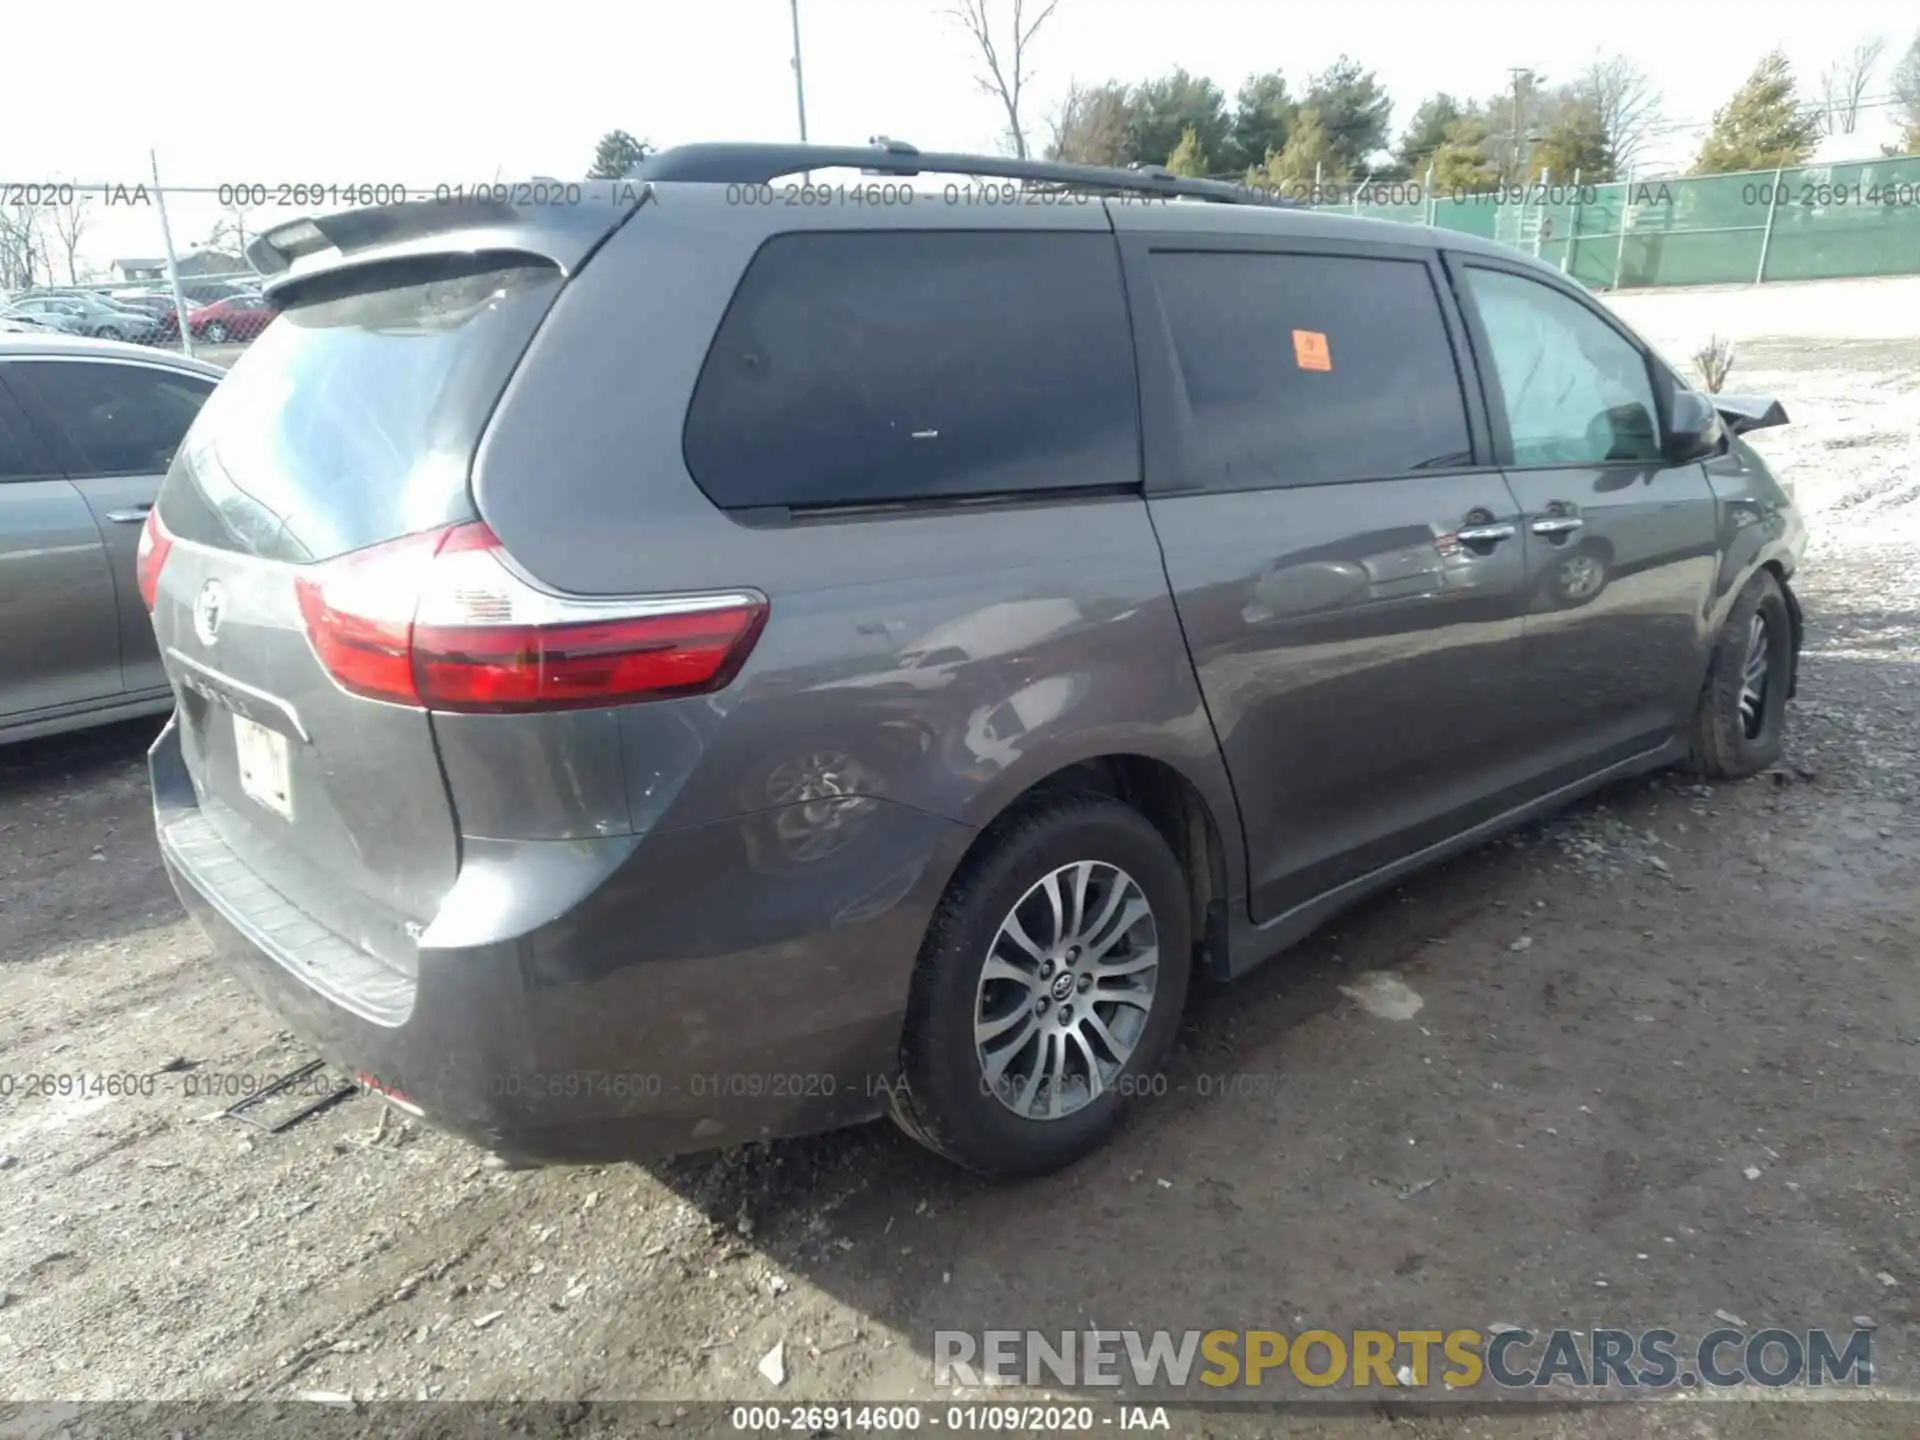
xmin=244 ymin=183 xmax=652 ymax=299
xmin=1713 ymin=394 xmax=1789 ymax=435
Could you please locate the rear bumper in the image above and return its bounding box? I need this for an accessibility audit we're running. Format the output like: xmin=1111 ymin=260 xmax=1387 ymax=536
xmin=152 ymin=718 xmax=969 ymax=1163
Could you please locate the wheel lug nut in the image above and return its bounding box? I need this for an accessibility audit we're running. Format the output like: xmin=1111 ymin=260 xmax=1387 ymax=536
xmin=1067 ymin=946 xmax=1081 ymax=961
xmin=1035 ymin=997 xmax=1049 ymax=1014
xmin=1041 ymin=960 xmax=1054 ymax=979
xmin=1058 ymin=1005 xmax=1073 ymax=1023
xmin=1077 ymin=974 xmax=1091 ymax=991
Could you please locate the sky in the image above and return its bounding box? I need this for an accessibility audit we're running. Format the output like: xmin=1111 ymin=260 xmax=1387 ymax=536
xmin=2 ymin=0 xmax=1914 ymax=278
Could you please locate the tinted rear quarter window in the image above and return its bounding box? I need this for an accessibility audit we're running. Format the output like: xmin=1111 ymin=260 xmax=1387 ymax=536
xmin=6 ymin=360 xmax=214 ymax=477
xmin=161 ymin=260 xmax=562 ymax=563
xmin=683 ymin=231 xmax=1140 ymax=511
xmin=1150 ymin=251 xmax=1474 ymax=490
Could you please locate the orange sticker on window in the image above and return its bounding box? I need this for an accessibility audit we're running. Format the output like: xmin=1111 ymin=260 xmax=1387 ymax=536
xmin=1293 ymin=329 xmax=1332 ymax=371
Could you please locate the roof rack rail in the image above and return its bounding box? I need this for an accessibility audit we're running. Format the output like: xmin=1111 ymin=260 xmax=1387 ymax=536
xmin=632 ymin=139 xmax=1293 ymax=208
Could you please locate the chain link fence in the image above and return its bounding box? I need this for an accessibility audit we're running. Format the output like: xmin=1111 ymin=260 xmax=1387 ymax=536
xmin=1326 ymin=152 xmax=1920 ymax=289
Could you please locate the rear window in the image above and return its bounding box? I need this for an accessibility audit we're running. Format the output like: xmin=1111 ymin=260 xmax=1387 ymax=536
xmin=159 ymin=258 xmax=562 ymax=563
xmin=683 ymin=231 xmax=1140 ymax=512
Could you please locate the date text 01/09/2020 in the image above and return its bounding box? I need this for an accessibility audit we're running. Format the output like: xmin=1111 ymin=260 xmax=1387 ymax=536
xmin=729 ymin=1404 xmax=1171 ymax=1431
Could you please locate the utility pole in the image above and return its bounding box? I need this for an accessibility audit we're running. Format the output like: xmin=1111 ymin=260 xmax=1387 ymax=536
xmin=151 ymin=150 xmax=195 ymax=361
xmin=789 ymin=0 xmax=809 ymax=143
xmin=1508 ymin=67 xmax=1533 ymax=182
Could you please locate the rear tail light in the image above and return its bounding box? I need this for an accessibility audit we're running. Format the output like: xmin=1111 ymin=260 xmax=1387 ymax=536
xmin=293 ymin=522 xmax=767 ymax=713
xmin=136 ymin=507 xmax=174 ymax=609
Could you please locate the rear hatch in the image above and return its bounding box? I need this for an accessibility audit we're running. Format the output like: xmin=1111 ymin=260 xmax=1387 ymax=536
xmin=147 ymin=196 xmax=640 ymax=960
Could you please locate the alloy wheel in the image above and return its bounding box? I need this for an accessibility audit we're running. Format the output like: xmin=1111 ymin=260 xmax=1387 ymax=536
xmin=1739 ymin=612 xmax=1770 ymax=739
xmin=1559 ymin=553 xmax=1604 ymax=600
xmin=973 ymin=860 xmax=1158 ymax=1121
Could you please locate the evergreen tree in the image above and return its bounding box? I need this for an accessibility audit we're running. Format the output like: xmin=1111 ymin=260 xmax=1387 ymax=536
xmin=1427 ymin=116 xmax=1502 ymax=193
xmin=1252 ymin=109 xmax=1351 ymax=195
xmin=1531 ymin=98 xmax=1617 ymax=181
xmin=1396 ymin=94 xmax=1469 ymax=177
xmin=1127 ymin=70 xmax=1232 ymax=168
xmin=1301 ymin=56 xmax=1392 ymax=175
xmin=1230 ymin=72 xmax=1296 ymax=174
xmin=1165 ymin=125 xmax=1210 ymax=178
xmin=1695 ymin=51 xmax=1822 ymax=173
xmin=588 ymin=130 xmax=652 ymax=180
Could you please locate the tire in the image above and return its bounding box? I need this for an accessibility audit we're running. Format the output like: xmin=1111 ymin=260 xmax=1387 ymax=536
xmin=203 ymin=322 xmax=230 ymax=344
xmin=891 ymin=792 xmax=1192 ymax=1178
xmin=92 ymin=325 xmax=117 ymax=339
xmin=1685 ymin=568 xmax=1793 ymax=780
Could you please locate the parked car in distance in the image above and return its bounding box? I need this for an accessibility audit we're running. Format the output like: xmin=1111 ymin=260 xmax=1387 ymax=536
xmin=146 ymin=142 xmax=1807 ymax=1180
xmin=111 ymin=292 xmax=192 ymax=322
xmin=2 ymin=335 xmax=223 ymax=743
xmin=2 ymin=310 xmax=64 ymax=330
xmin=179 ymin=279 xmax=257 ymax=305
xmin=6 ymin=293 xmax=159 ymax=343
xmin=186 ymin=293 xmax=275 ymax=344
xmin=0 ymin=303 xmax=86 ymax=335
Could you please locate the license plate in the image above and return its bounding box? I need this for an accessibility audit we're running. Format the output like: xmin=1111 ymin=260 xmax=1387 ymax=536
xmin=233 ymin=713 xmax=293 ymax=820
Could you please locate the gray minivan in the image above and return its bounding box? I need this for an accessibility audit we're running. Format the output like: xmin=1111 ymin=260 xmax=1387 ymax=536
xmin=144 ymin=143 xmax=1805 ymax=1177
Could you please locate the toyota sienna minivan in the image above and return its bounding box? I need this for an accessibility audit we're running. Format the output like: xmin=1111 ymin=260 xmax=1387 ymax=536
xmin=144 ymin=142 xmax=1805 ymax=1177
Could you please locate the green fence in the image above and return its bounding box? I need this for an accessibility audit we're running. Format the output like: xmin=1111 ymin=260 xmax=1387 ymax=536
xmin=1319 ymin=153 xmax=1920 ymax=289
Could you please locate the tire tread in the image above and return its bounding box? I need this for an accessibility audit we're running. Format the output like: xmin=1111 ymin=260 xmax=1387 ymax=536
xmin=890 ymin=791 xmax=1189 ymax=1178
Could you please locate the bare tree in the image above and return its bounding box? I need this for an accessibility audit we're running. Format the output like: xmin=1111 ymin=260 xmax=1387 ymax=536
xmin=1693 ymin=335 xmax=1736 ymax=393
xmin=1044 ymin=78 xmax=1131 ymax=165
xmin=48 ymin=190 xmax=92 ymax=285
xmin=1577 ymin=54 xmax=1663 ymax=173
xmin=205 ymin=201 xmax=252 ymax=258
xmin=0 ymin=199 xmax=52 ymax=291
xmin=1889 ymin=33 xmax=1920 ymax=147
xmin=945 ymin=0 xmax=1064 ymax=159
xmin=1820 ymin=36 xmax=1886 ymax=134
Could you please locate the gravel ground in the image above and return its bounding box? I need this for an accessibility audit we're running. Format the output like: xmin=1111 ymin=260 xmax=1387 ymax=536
xmin=0 ymin=313 xmax=1915 ymax=1438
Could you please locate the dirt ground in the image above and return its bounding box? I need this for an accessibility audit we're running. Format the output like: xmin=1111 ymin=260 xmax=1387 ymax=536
xmin=1 ymin=315 xmax=1916 ymax=1438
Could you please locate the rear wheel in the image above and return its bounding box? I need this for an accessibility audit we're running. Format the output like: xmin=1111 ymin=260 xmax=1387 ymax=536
xmin=891 ymin=793 xmax=1191 ymax=1178
xmin=1685 ymin=569 xmax=1792 ymax=779
xmin=203 ymin=322 xmax=230 ymax=344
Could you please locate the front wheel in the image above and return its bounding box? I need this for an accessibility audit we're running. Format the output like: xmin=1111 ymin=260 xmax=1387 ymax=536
xmin=1548 ymin=546 xmax=1609 ymax=607
xmin=891 ymin=793 xmax=1191 ymax=1178
xmin=1685 ymin=569 xmax=1793 ymax=779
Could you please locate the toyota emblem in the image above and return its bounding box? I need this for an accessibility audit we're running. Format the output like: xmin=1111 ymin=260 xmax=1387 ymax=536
xmin=193 ymin=579 xmax=228 ymax=646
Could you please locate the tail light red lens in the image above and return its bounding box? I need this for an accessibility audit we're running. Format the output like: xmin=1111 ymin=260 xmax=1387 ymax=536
xmin=293 ymin=522 xmax=767 ymax=713
xmin=136 ymin=507 xmax=174 ymax=610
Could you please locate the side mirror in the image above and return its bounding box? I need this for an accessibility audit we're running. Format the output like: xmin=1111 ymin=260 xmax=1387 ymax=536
xmin=1666 ymin=388 xmax=1725 ymax=463
xmin=1712 ymin=393 xmax=1790 ymax=435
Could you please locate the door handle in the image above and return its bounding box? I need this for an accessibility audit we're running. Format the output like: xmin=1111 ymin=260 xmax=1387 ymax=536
xmin=1454 ymin=523 xmax=1516 ymax=544
xmin=105 ymin=505 xmax=153 ymax=523
xmin=1530 ymin=516 xmax=1584 ymax=535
